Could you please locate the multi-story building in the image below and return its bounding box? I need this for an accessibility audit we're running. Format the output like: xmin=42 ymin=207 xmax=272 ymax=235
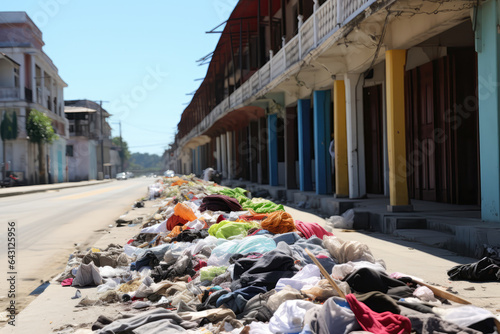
xmin=64 ymin=99 xmax=113 ymax=181
xmin=172 ymin=0 xmax=500 ymax=246
xmin=0 ymin=11 xmax=68 ymax=184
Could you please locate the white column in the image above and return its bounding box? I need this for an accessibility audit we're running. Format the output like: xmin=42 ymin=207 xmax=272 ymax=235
xmin=216 ymin=136 xmax=222 ymax=172
xmin=220 ymin=133 xmax=227 ymax=178
xmin=344 ymin=73 xmax=366 ymax=199
xmin=226 ymin=131 xmax=233 ymax=180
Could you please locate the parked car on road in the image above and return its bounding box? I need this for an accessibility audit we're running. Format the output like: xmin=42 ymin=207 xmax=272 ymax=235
xmin=126 ymin=172 xmax=135 ymax=178
xmin=116 ymin=172 xmax=128 ymax=180
xmin=164 ymin=170 xmax=175 ymax=177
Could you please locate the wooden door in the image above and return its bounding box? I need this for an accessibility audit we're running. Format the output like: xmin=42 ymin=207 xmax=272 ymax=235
xmin=363 ymin=85 xmax=384 ymax=194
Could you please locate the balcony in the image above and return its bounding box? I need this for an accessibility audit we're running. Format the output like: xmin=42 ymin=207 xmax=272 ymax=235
xmin=0 ymin=87 xmax=20 ymax=101
xmin=180 ymin=0 xmax=377 ymax=147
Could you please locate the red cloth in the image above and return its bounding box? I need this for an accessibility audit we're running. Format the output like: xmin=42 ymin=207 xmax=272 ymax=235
xmin=61 ymin=278 xmax=73 ymax=286
xmin=295 ymin=220 xmax=334 ymax=239
xmin=167 ymin=215 xmax=188 ymax=231
xmin=346 ymin=294 xmax=411 ymax=334
xmin=216 ymin=214 xmax=226 ymax=224
xmin=194 ymin=260 xmax=207 ymax=272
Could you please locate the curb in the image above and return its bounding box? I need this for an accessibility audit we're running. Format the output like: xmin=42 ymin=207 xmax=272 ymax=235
xmin=0 ymin=180 xmax=114 ymax=198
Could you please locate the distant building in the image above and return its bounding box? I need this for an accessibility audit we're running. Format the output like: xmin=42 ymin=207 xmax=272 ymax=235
xmin=0 ymin=11 xmax=68 ymax=184
xmin=64 ymin=99 xmax=115 ymax=181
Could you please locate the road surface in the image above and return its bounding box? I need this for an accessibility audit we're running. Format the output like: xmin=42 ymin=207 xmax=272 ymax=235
xmin=0 ymin=177 xmax=154 ymax=313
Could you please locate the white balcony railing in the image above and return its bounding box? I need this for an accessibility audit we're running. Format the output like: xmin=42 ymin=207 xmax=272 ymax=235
xmin=180 ymin=0 xmax=376 ymax=147
xmin=0 ymin=87 xmax=20 ymax=100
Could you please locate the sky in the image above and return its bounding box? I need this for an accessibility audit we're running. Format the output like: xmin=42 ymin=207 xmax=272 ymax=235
xmin=3 ymin=0 xmax=238 ymax=156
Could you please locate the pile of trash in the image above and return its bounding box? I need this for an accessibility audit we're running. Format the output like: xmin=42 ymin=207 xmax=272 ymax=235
xmin=55 ymin=174 xmax=500 ymax=334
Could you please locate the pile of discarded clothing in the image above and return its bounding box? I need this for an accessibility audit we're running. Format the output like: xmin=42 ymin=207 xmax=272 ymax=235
xmin=57 ymin=174 xmax=500 ymax=334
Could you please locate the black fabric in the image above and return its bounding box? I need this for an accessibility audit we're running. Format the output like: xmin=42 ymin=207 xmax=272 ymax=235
xmin=171 ymin=229 xmax=209 ymax=243
xmin=215 ymin=286 xmax=267 ymax=314
xmin=354 ymin=291 xmax=401 ymax=314
xmin=407 ymin=313 xmax=483 ymax=334
xmin=196 ymin=289 xmax=229 ymax=311
xmin=199 ymin=194 xmax=243 ymax=212
xmin=397 ymin=301 xmax=435 ymax=314
xmin=230 ymin=248 xmax=299 ymax=291
xmin=239 ymin=290 xmax=276 ymax=323
xmin=150 ymin=252 xmax=195 ymax=283
xmin=130 ymin=251 xmax=160 ymax=272
xmin=343 ymin=267 xmax=409 ymax=294
xmin=91 ymin=315 xmax=114 ymax=331
xmin=468 ymin=317 xmax=496 ymax=333
xmin=447 ymin=257 xmax=500 ymax=281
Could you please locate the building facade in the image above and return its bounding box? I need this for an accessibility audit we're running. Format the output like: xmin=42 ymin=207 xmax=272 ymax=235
xmin=64 ymin=99 xmax=114 ymax=181
xmin=170 ymin=0 xmax=500 ymax=223
xmin=0 ymin=11 xmax=68 ymax=185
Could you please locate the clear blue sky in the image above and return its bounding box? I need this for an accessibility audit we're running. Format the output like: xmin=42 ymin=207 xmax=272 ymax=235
xmin=3 ymin=0 xmax=237 ymax=156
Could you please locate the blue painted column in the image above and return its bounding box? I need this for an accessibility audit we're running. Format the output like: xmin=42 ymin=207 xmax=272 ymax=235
xmin=313 ymin=90 xmax=332 ymax=194
xmin=477 ymin=0 xmax=500 ymax=222
xmin=297 ymin=99 xmax=313 ymax=191
xmin=268 ymin=113 xmax=279 ymax=186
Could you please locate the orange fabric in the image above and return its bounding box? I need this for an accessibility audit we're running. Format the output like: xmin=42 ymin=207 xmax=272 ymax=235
xmin=167 ymin=225 xmax=184 ymax=238
xmin=171 ymin=180 xmax=188 ymax=186
xmin=261 ymin=210 xmax=296 ymax=234
xmin=167 ymin=215 xmax=188 ymax=230
xmin=239 ymin=209 xmax=269 ymax=222
xmin=174 ymin=202 xmax=197 ymax=222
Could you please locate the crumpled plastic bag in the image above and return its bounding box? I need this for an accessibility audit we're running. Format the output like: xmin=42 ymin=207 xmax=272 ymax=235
xmin=325 ymin=209 xmax=355 ymax=230
xmin=275 ymin=264 xmax=321 ymax=292
xmin=323 ymin=236 xmax=376 ymax=264
xmin=268 ymin=300 xmax=316 ymax=333
xmin=207 ymin=236 xmax=276 ymax=267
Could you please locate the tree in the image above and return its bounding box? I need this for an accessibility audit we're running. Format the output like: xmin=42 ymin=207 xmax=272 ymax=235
xmin=26 ymin=109 xmax=58 ymax=184
xmin=0 ymin=110 xmax=19 ymax=178
xmin=112 ymin=136 xmax=131 ymax=170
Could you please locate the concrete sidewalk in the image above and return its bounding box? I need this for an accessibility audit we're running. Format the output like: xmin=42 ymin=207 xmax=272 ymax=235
xmin=222 ymin=179 xmax=500 ymax=259
xmin=0 ymin=179 xmax=114 ymax=198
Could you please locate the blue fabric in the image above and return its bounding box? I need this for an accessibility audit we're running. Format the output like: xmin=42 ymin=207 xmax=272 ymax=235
xmin=130 ymin=251 xmax=159 ymax=272
xmin=273 ymin=232 xmax=302 ymax=245
xmin=216 ymin=286 xmax=267 ymax=314
xmin=275 ymin=237 xmax=337 ymax=273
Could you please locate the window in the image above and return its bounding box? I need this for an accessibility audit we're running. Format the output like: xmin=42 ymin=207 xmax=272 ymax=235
xmin=66 ymin=145 xmax=74 ymax=157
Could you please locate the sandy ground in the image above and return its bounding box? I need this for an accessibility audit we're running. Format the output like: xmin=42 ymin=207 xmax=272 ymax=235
xmin=0 ymin=200 xmax=160 ymax=333
xmin=1 ymin=202 xmax=498 ymax=333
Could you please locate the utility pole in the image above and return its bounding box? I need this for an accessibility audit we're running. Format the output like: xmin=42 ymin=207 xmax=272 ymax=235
xmin=119 ymin=120 xmax=124 ymax=173
xmin=100 ymin=100 xmax=104 ymax=179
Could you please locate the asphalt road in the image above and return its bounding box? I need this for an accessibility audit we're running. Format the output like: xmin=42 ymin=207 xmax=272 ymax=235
xmin=0 ymin=177 xmax=155 ymax=310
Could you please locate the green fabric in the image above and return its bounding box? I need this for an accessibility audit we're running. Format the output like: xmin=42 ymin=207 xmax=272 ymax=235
xmin=208 ymin=220 xmax=256 ymax=239
xmin=200 ymin=266 xmax=227 ymax=282
xmin=208 ymin=186 xmax=284 ymax=213
xmin=242 ymin=198 xmax=284 ymax=213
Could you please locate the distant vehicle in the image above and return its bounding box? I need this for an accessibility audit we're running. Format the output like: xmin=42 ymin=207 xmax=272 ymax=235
xmin=164 ymin=170 xmax=175 ymax=177
xmin=0 ymin=172 xmax=24 ymax=187
xmin=126 ymin=172 xmax=135 ymax=178
xmin=116 ymin=172 xmax=128 ymax=180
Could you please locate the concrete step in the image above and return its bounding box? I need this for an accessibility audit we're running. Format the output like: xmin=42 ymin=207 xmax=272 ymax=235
xmin=393 ymin=229 xmax=454 ymax=249
xmin=383 ymin=216 xmax=427 ymax=234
